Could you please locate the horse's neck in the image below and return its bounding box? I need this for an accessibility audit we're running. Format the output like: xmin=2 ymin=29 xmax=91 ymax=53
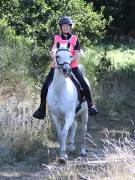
xmin=52 ymin=69 xmax=67 ymax=93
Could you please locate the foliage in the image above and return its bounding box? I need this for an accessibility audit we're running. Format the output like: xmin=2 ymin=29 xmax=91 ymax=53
xmin=85 ymin=0 xmax=135 ymax=36
xmin=0 ymin=0 xmax=108 ymax=80
xmin=95 ymin=49 xmax=112 ymax=84
xmin=0 ymin=19 xmax=32 ymax=85
xmin=81 ymin=43 xmax=135 ymax=119
xmin=0 ymin=0 xmax=107 ymax=51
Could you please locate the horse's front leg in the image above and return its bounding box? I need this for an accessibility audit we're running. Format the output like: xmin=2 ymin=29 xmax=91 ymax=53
xmin=51 ymin=114 xmax=61 ymax=142
xmin=59 ymin=112 xmax=75 ymax=163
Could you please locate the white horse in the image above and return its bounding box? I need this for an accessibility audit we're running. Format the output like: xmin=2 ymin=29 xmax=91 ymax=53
xmin=46 ymin=42 xmax=89 ymax=163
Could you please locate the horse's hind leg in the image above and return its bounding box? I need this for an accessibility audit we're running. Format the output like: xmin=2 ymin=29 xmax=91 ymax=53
xmin=68 ymin=121 xmax=77 ymax=152
xmin=80 ymin=108 xmax=88 ymax=157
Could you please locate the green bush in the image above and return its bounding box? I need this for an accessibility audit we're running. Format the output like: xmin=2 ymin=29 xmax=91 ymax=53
xmin=0 ymin=1 xmax=109 ymax=82
xmin=0 ymin=19 xmax=32 ymax=85
xmin=0 ymin=0 xmax=107 ymax=50
xmin=95 ymin=49 xmax=112 ymax=83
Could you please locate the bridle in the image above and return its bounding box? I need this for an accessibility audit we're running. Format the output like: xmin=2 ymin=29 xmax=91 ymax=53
xmin=55 ymin=48 xmax=71 ymax=70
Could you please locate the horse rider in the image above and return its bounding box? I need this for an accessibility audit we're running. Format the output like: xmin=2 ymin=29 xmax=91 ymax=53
xmin=33 ymin=16 xmax=97 ymax=119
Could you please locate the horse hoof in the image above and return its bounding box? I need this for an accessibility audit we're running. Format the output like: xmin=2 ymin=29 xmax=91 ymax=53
xmin=59 ymin=154 xmax=68 ymax=165
xmin=59 ymin=158 xmax=67 ymax=165
xmin=42 ymin=164 xmax=47 ymax=169
xmin=81 ymin=152 xmax=88 ymax=158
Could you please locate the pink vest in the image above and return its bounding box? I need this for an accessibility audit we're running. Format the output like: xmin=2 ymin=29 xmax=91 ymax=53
xmin=51 ymin=34 xmax=78 ymax=68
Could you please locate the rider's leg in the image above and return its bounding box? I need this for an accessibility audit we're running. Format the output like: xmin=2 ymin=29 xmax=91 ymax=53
xmin=72 ymin=67 xmax=97 ymax=116
xmin=33 ymin=68 xmax=54 ymax=119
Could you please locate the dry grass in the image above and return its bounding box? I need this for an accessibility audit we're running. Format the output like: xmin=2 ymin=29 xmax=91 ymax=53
xmin=0 ymin=42 xmax=135 ymax=179
xmin=38 ymin=136 xmax=135 ymax=180
xmin=0 ymin=84 xmax=50 ymax=164
xmin=1 ymin=84 xmax=135 ymax=179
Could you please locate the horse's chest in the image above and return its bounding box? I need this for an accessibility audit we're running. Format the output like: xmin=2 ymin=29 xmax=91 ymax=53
xmin=47 ymin=92 xmax=75 ymax=116
xmin=47 ymin=80 xmax=78 ymax=115
xmin=48 ymin=95 xmax=66 ymax=108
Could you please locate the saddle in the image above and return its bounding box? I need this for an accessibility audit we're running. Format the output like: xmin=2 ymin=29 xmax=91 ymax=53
xmin=70 ymin=74 xmax=86 ymax=114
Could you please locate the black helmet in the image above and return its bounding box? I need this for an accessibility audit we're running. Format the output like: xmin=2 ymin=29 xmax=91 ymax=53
xmin=59 ymin=16 xmax=73 ymax=26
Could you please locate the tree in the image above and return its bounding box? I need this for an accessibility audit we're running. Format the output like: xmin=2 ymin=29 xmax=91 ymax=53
xmin=84 ymin=0 xmax=135 ymax=35
xmin=0 ymin=0 xmax=107 ymax=80
xmin=0 ymin=0 xmax=107 ymax=51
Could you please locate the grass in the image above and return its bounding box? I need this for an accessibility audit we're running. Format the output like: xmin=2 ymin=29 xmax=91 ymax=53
xmin=108 ymin=48 xmax=135 ymax=66
xmin=78 ymin=42 xmax=135 ymax=161
xmin=82 ymin=42 xmax=135 ymax=67
xmin=38 ymin=134 xmax=135 ymax=180
xmin=0 ymin=40 xmax=135 ymax=179
xmin=0 ymin=134 xmax=135 ymax=179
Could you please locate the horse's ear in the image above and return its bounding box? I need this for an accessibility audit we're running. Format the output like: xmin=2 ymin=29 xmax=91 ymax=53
xmin=67 ymin=42 xmax=70 ymax=49
xmin=56 ymin=42 xmax=60 ymax=49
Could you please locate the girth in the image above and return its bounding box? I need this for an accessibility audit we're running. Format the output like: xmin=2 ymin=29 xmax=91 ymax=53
xmin=70 ymin=73 xmax=85 ymax=114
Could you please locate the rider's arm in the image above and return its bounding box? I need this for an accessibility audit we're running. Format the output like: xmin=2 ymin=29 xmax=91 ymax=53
xmin=71 ymin=50 xmax=80 ymax=62
xmin=50 ymin=49 xmax=55 ymax=61
xmin=71 ymin=38 xmax=80 ymax=62
xmin=50 ymin=39 xmax=56 ymax=61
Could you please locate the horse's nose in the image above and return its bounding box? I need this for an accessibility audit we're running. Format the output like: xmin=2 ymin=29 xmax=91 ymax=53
xmin=63 ymin=67 xmax=69 ymax=74
xmin=63 ymin=68 xmax=67 ymax=73
xmin=68 ymin=68 xmax=72 ymax=75
xmin=63 ymin=66 xmax=71 ymax=76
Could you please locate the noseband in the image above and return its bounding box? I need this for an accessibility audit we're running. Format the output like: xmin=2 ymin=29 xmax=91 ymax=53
xmin=55 ymin=48 xmax=71 ymax=69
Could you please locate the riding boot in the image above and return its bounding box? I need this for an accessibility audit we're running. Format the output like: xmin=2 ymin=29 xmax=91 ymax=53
xmin=86 ymin=98 xmax=98 ymax=116
xmin=85 ymin=92 xmax=98 ymax=116
xmin=33 ymin=101 xmax=46 ymax=119
xmin=33 ymin=83 xmax=47 ymax=120
xmin=33 ymin=68 xmax=54 ymax=120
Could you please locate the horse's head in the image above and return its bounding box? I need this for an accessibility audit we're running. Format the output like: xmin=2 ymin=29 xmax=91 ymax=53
xmin=55 ymin=42 xmax=72 ymax=77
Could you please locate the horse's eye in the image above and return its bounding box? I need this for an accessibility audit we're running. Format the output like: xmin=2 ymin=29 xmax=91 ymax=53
xmin=56 ymin=55 xmax=59 ymax=59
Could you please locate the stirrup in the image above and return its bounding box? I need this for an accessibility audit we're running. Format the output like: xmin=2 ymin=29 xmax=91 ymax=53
xmin=88 ymin=105 xmax=98 ymax=116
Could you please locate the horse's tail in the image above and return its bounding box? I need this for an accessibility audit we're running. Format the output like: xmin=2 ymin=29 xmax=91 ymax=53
xmin=78 ymin=64 xmax=86 ymax=76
